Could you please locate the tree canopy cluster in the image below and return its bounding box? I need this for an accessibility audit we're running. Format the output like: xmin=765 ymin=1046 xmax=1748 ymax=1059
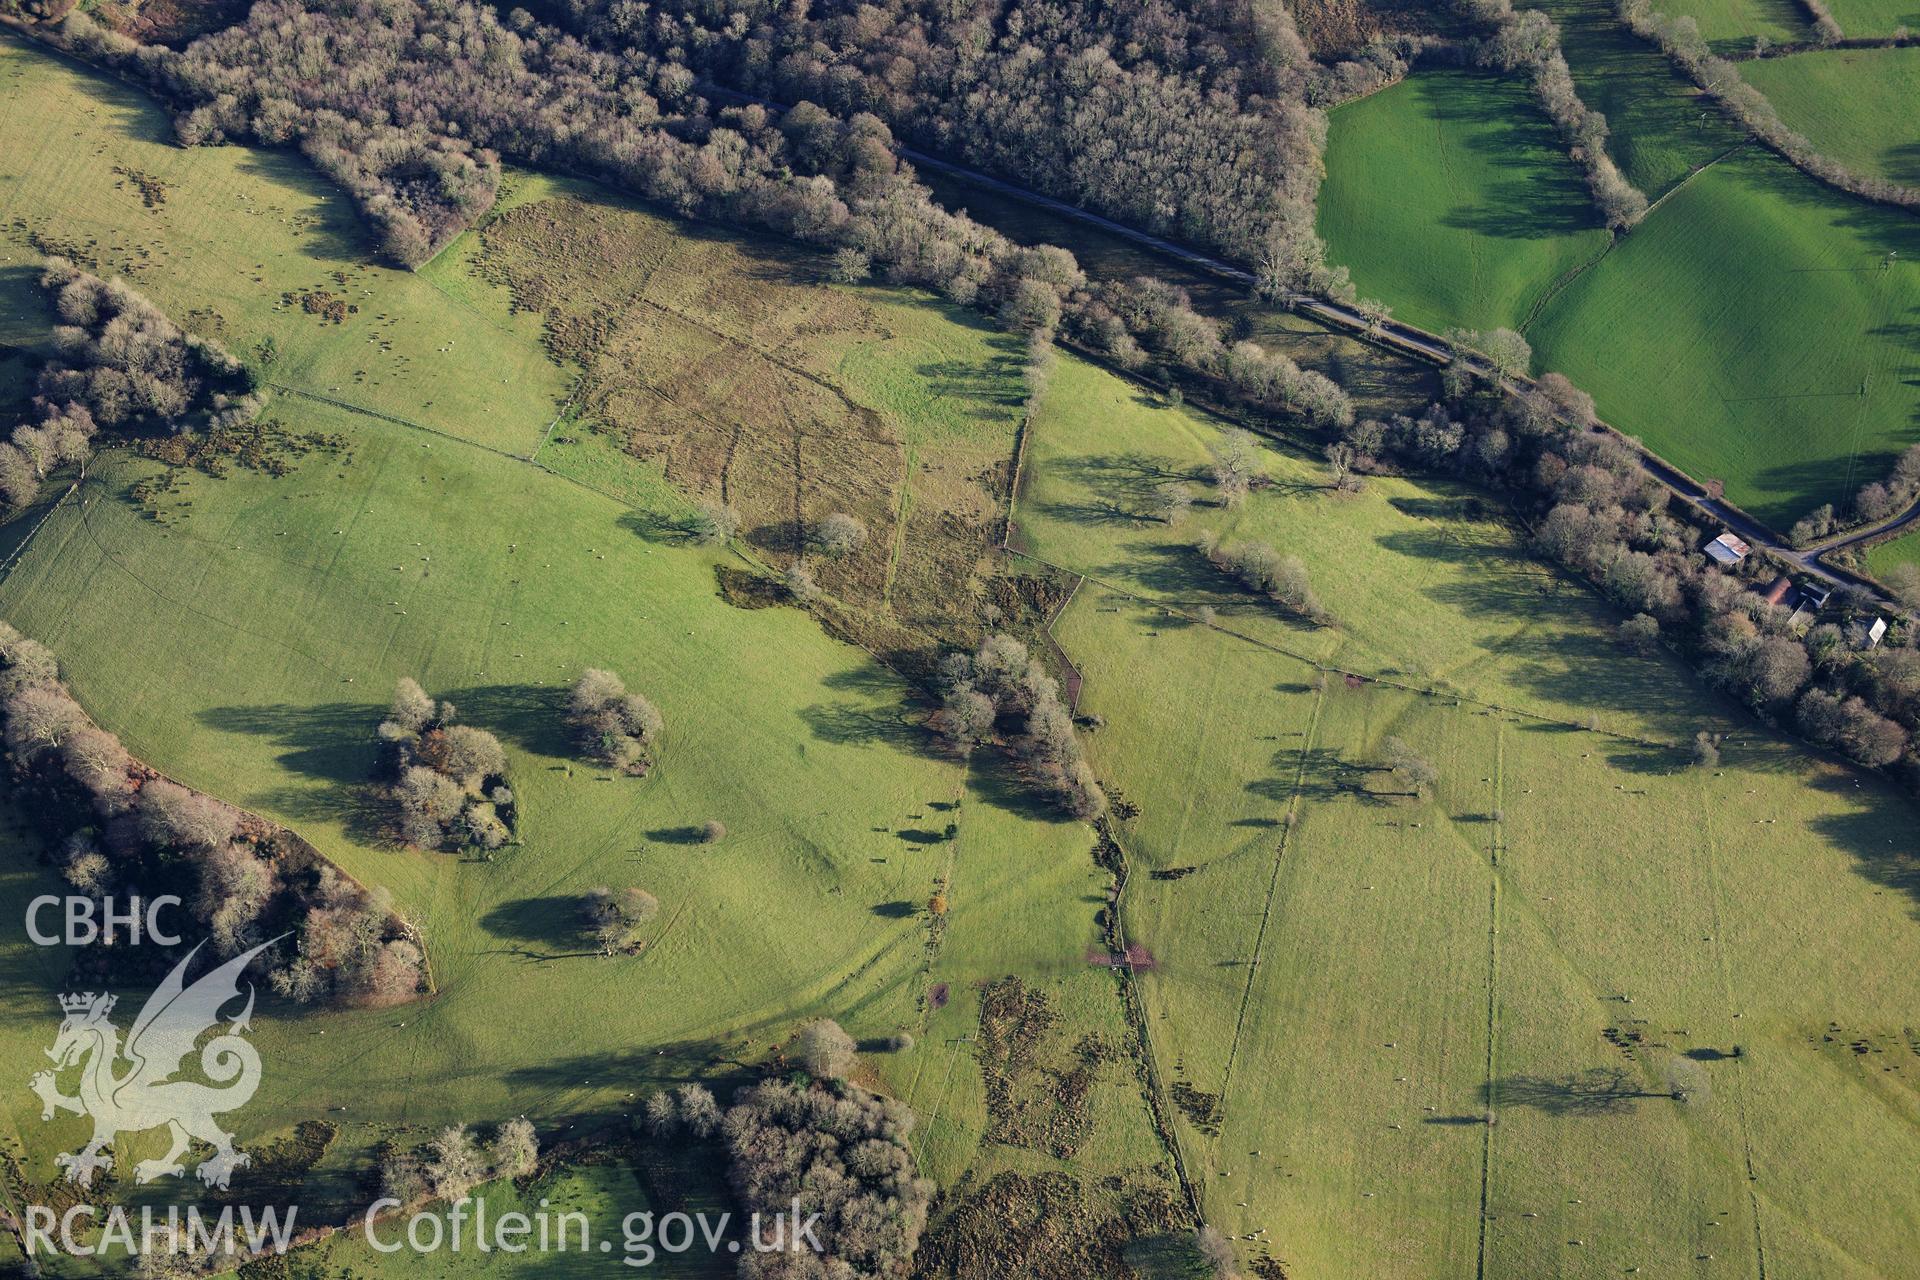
xmin=377 ymin=677 xmax=515 ymax=851
xmin=596 ymin=0 xmax=1328 ymax=268
xmin=380 ymin=1118 xmax=540 ymax=1206
xmin=721 ymin=1077 xmax=933 ymax=1280
xmin=567 ymin=667 xmax=664 ymax=774
xmin=51 ymin=0 xmax=1365 ymax=436
xmin=1 ymin=259 xmax=256 ymax=515
xmin=583 ymin=884 xmax=659 ymax=953
xmin=935 ymin=633 xmax=1106 ymax=819
xmin=1201 ymin=536 xmax=1331 ymax=625
xmin=0 ymin=622 xmax=422 ymax=1004
xmin=1337 ymin=371 xmax=1920 ymax=781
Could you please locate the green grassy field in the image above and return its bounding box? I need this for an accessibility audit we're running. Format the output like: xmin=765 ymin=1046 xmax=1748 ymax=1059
xmin=1863 ymin=526 xmax=1920 ymax=574
xmin=1536 ymin=0 xmax=1747 ymax=196
xmin=0 ymin=381 xmax=1158 ymax=1167
xmin=1660 ymin=0 xmax=1809 ymax=47
xmin=4 ymin=25 xmax=1920 ymax=1280
xmin=1318 ymin=69 xmax=1611 ymax=336
xmin=1745 ymin=48 xmax=1920 ymax=186
xmin=1526 ymin=146 xmax=1920 ymax=528
xmin=1014 ymin=358 xmax=1920 ymax=1279
xmin=1825 ymin=0 xmax=1920 ymax=34
xmin=1320 ymin=22 xmax=1920 ymax=530
xmin=0 ymin=42 xmax=1184 ymax=1269
xmin=1015 ymin=357 xmax=1707 ymax=736
xmin=0 ymin=35 xmax=571 ymax=456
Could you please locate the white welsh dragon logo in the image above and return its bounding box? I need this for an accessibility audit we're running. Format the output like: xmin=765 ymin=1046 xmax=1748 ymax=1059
xmin=29 ymin=938 xmax=279 ymax=1190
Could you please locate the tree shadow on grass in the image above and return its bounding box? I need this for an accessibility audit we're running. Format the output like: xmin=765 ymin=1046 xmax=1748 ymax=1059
xmin=1122 ymin=1231 xmax=1217 ymax=1280
xmin=1388 ymin=494 xmax=1499 ymax=523
xmin=1033 ymin=496 xmax=1159 ymax=528
xmin=799 ymin=700 xmax=929 ymax=754
xmin=819 ymin=663 xmax=913 ymax=699
xmin=916 ymin=357 xmax=1027 ymax=415
xmin=1049 ymin=451 xmax=1203 ymax=513
xmin=501 ymin=1038 xmax=753 ymax=1100
xmin=1887 ymin=142 xmax=1920 ymax=189
xmin=228 ymin=148 xmax=374 ymax=246
xmin=480 ymin=895 xmax=594 ymax=953
xmin=1098 ymin=540 xmax=1244 ymax=599
xmin=1248 ymin=746 xmax=1381 ymax=805
xmin=1806 ymin=771 xmax=1920 ymax=919
xmin=744 ymin=518 xmax=803 ymax=558
xmin=1751 ymin=456 xmax=1888 ymax=524
xmin=969 ymin=750 xmax=1078 ymax=825
xmin=441 ymin=683 xmax=573 ymax=758
xmin=1596 ymin=736 xmax=1693 ymax=776
xmin=618 ymin=509 xmax=704 ymax=544
xmin=1418 ymin=73 xmax=1607 ymax=240
xmin=1485 ymin=1068 xmax=1672 ymax=1117
xmin=244 ymin=782 xmax=392 ymax=846
xmin=646 ymin=826 xmax=712 ymax=845
xmin=198 ymin=700 xmax=380 ymax=786
xmin=1727 ymin=146 xmax=1920 ymax=252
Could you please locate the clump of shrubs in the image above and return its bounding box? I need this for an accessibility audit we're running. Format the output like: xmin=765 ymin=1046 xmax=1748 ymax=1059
xmin=584 ymin=885 xmax=659 ymax=953
xmin=269 ymin=868 xmax=426 ymax=1007
xmin=808 ymin=512 xmax=867 ymax=559
xmin=687 ymin=500 xmax=739 ymax=545
xmin=934 ymin=634 xmax=1106 ymax=819
xmin=566 ymin=668 xmax=663 ymax=775
xmin=1380 ymin=736 xmax=1439 ymax=800
xmin=636 ymin=1072 xmax=932 ymax=1279
xmin=377 ymin=678 xmax=514 ymax=852
xmin=1200 ymin=537 xmax=1332 ymax=625
xmin=796 ymin=1018 xmax=857 ymax=1080
xmin=721 ymin=1078 xmax=933 ymax=1280
xmin=0 ymin=260 xmax=259 ymax=517
xmin=641 ymin=1083 xmax=723 ymax=1139
xmin=379 ymin=1118 xmax=539 ymax=1207
xmin=783 ymin=563 xmax=820 ymax=603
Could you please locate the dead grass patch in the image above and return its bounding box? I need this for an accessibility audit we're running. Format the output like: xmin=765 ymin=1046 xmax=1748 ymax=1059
xmin=476 ymin=192 xmax=1018 ymax=663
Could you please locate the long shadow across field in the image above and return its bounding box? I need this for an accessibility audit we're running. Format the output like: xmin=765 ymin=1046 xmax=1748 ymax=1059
xmin=1419 ymin=73 xmax=1606 ymax=241
xmin=481 ymin=896 xmax=604 ymax=955
xmin=198 ymin=699 xmax=379 ymax=784
xmin=1805 ymin=772 xmax=1920 ymax=919
xmin=1485 ymin=1068 xmax=1675 ymax=1116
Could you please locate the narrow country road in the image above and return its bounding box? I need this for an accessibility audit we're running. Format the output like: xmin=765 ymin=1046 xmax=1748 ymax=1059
xmin=702 ymin=82 xmax=1915 ymax=606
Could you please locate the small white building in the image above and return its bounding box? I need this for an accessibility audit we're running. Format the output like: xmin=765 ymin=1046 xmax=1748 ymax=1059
xmin=1704 ymin=532 xmax=1750 ymax=567
xmin=1854 ymin=616 xmax=1889 ymax=650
